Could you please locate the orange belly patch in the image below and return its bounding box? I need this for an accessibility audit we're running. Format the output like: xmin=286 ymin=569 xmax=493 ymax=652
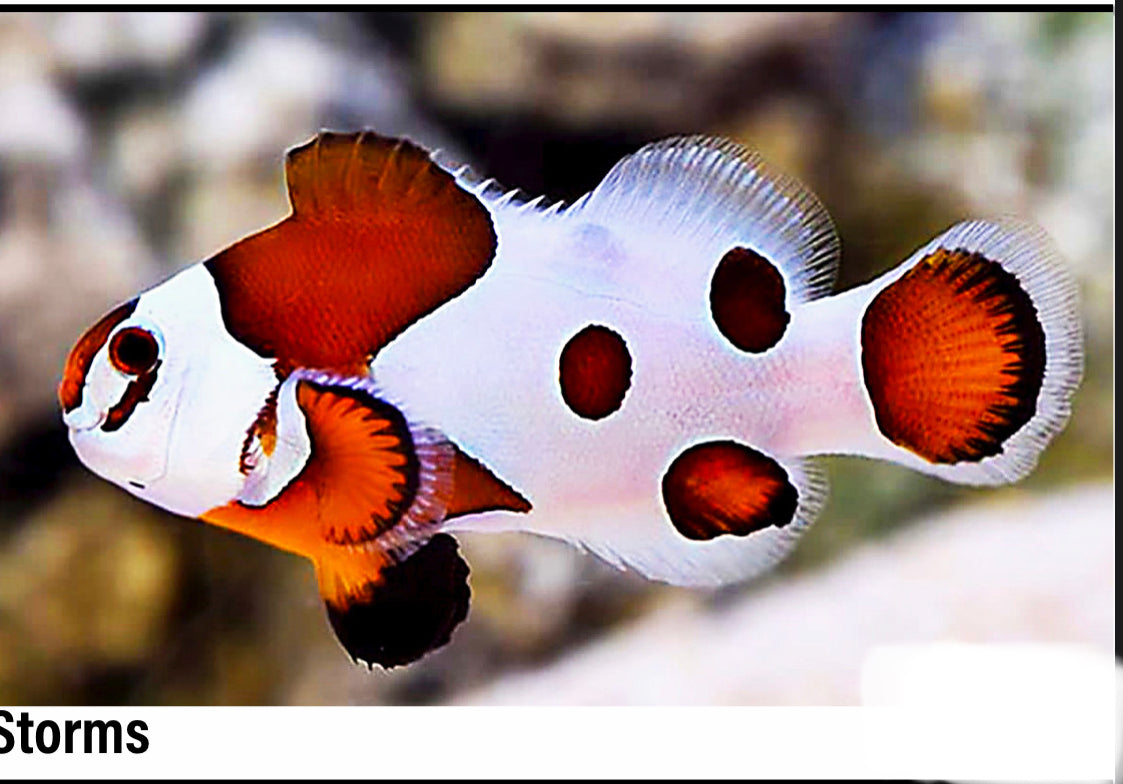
xmin=861 ymin=248 xmax=1046 ymax=463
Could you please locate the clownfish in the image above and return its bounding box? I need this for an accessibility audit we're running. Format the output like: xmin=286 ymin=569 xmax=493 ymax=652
xmin=59 ymin=132 xmax=1083 ymax=668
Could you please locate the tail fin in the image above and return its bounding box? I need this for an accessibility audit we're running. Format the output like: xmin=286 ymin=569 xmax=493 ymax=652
xmin=859 ymin=219 xmax=1082 ymax=485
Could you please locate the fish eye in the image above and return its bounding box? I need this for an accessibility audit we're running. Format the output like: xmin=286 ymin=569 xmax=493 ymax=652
xmin=108 ymin=326 xmax=161 ymax=376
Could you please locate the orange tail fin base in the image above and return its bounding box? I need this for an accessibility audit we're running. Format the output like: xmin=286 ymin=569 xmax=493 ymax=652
xmin=860 ymin=220 xmax=1082 ymax=485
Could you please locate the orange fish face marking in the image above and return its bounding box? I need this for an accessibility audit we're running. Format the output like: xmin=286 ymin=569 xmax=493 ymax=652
xmin=662 ymin=440 xmax=798 ymax=540
xmin=101 ymin=360 xmax=162 ymax=433
xmin=58 ymin=298 xmax=138 ymax=413
xmin=558 ymin=324 xmax=632 ymax=421
xmin=709 ymin=246 xmax=789 ymax=353
xmin=861 ymin=247 xmax=1047 ymax=463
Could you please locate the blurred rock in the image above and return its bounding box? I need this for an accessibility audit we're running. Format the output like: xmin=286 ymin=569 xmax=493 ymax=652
xmin=109 ymin=105 xmax=182 ymax=204
xmin=0 ymin=476 xmax=179 ymax=703
xmin=0 ymin=164 xmax=157 ymax=448
xmin=422 ymin=12 xmax=846 ymax=130
xmin=455 ymin=483 xmax=1113 ymax=705
xmin=175 ymin=20 xmax=463 ymax=263
xmin=44 ymin=11 xmax=207 ymax=74
xmin=0 ymin=77 xmax=87 ymax=164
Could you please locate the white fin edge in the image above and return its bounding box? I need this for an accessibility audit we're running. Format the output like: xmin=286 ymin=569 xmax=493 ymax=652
xmin=566 ymin=135 xmax=840 ymax=303
xmin=538 ymin=455 xmax=828 ymax=588
xmin=867 ymin=218 xmax=1084 ymax=486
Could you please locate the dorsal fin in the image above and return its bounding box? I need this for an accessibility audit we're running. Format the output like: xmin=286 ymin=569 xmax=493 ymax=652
xmin=204 ymin=131 xmax=497 ymax=374
xmin=568 ymin=135 xmax=840 ymax=304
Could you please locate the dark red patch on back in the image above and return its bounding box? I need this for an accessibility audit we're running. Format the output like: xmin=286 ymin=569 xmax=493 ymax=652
xmin=325 ymin=533 xmax=470 ymax=669
xmin=662 ymin=440 xmax=797 ymax=540
xmin=204 ymin=131 xmax=497 ymax=376
xmin=861 ymin=248 xmax=1046 ymax=463
xmin=558 ymin=324 xmax=632 ymax=421
xmin=58 ymin=298 xmax=137 ymax=413
xmin=709 ymin=247 xmax=789 ymax=353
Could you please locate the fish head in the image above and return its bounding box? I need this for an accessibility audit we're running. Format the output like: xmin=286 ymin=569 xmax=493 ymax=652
xmin=58 ymin=264 xmax=280 ymax=517
xmin=59 ymin=297 xmax=183 ymax=493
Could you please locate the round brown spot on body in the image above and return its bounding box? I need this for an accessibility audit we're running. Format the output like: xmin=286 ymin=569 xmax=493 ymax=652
xmin=559 ymin=324 xmax=632 ymax=420
xmin=709 ymin=247 xmax=789 ymax=353
xmin=861 ymin=248 xmax=1046 ymax=463
xmin=662 ymin=440 xmax=797 ymax=541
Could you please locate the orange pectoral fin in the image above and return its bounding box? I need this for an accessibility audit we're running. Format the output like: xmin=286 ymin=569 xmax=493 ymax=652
xmin=204 ymin=371 xmax=453 ymax=555
xmin=319 ymin=533 xmax=471 ymax=669
xmin=203 ymin=131 xmax=497 ymax=373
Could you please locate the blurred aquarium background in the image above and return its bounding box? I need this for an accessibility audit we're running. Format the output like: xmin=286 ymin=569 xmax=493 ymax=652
xmin=0 ymin=10 xmax=1112 ymax=705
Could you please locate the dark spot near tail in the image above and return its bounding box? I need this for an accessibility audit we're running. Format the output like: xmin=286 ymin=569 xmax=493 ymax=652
xmin=662 ymin=440 xmax=797 ymax=540
xmin=861 ymin=247 xmax=1046 ymax=463
xmin=325 ymin=533 xmax=470 ymax=669
xmin=559 ymin=324 xmax=632 ymax=420
xmin=709 ymin=247 xmax=789 ymax=353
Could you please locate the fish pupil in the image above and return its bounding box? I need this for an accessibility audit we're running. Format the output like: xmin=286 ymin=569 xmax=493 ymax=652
xmin=109 ymin=327 xmax=160 ymax=376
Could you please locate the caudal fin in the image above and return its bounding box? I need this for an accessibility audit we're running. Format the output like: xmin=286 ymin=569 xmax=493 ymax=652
xmin=859 ymin=219 xmax=1082 ymax=485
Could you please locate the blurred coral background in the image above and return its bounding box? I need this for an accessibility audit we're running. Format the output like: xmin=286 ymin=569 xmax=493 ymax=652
xmin=0 ymin=11 xmax=1112 ymax=705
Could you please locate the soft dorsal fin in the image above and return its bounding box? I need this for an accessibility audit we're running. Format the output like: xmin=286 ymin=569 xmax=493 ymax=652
xmin=204 ymin=131 xmax=497 ymax=374
xmin=567 ymin=135 xmax=840 ymax=304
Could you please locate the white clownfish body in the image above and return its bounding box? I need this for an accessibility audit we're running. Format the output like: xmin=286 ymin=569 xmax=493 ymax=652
xmin=60 ymin=132 xmax=1083 ymax=668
